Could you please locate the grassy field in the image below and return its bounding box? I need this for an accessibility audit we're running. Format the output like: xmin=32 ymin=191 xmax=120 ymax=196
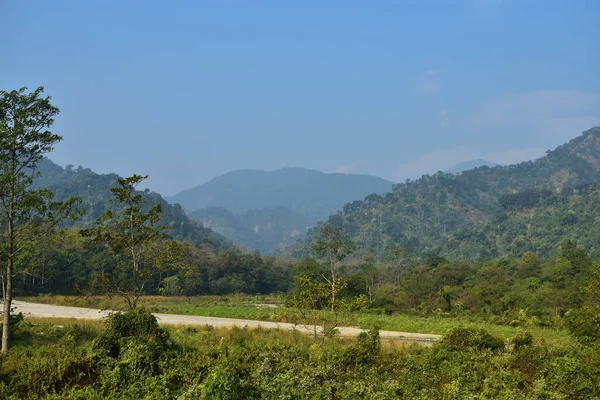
xmin=18 ymin=295 xmax=571 ymax=341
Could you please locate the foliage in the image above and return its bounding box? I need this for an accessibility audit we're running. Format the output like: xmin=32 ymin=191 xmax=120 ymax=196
xmin=92 ymin=308 xmax=174 ymax=361
xmin=439 ymin=327 xmax=505 ymax=351
xmin=294 ymin=127 xmax=600 ymax=261
xmin=311 ymin=225 xmax=356 ymax=312
xmin=0 ymin=312 xmax=23 ymax=336
xmin=33 ymin=158 xmax=230 ymax=250
xmin=11 ymin=231 xmax=295 ymax=298
xmin=1 ymin=319 xmax=599 ymax=399
xmin=0 ymin=86 xmax=81 ymax=353
xmin=567 ymin=265 xmax=600 ymax=343
xmin=81 ymin=175 xmax=188 ymax=309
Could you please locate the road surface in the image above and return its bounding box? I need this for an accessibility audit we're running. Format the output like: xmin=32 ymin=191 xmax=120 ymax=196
xmin=11 ymin=300 xmax=441 ymax=343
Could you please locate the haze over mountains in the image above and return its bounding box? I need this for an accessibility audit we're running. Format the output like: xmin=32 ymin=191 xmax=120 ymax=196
xmin=294 ymin=127 xmax=600 ymax=261
xmin=167 ymin=168 xmax=393 ymax=254
xmin=445 ymin=159 xmax=500 ymax=174
xmin=167 ymin=168 xmax=393 ymax=218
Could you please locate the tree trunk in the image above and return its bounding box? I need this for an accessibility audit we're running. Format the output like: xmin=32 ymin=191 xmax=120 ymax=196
xmin=330 ymin=259 xmax=336 ymax=312
xmin=2 ymin=217 xmax=14 ymax=354
xmin=331 ymin=280 xmax=335 ymax=312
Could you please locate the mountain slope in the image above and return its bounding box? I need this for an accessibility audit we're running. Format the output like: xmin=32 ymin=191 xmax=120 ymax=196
xmin=190 ymin=206 xmax=311 ymax=254
xmin=34 ymin=159 xmax=230 ymax=250
xmin=294 ymin=127 xmax=600 ymax=261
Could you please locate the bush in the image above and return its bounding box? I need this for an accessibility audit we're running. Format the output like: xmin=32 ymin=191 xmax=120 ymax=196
xmin=511 ymin=331 xmax=534 ymax=350
xmin=0 ymin=312 xmax=24 ymax=335
xmin=342 ymin=328 xmax=381 ymax=366
xmin=566 ymin=308 xmax=600 ymax=343
xmin=439 ymin=327 xmax=505 ymax=351
xmin=92 ymin=308 xmax=173 ymax=359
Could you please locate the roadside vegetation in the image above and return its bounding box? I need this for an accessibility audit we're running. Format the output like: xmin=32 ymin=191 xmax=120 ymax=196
xmin=1 ymin=310 xmax=599 ymax=399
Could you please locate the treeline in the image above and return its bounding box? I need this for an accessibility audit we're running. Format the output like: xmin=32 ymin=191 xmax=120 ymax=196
xmin=14 ymin=221 xmax=599 ymax=335
xmin=290 ymin=240 xmax=599 ymax=331
xmin=12 ymin=227 xmax=294 ymax=297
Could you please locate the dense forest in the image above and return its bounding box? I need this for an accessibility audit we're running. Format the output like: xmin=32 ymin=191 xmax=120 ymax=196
xmin=294 ymin=127 xmax=600 ymax=261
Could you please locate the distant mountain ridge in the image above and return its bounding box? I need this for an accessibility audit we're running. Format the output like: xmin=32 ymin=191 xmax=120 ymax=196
xmin=445 ymin=159 xmax=499 ymax=174
xmin=168 ymin=168 xmax=394 ymax=254
xmin=293 ymin=127 xmax=600 ymax=261
xmin=168 ymin=168 xmax=393 ymax=219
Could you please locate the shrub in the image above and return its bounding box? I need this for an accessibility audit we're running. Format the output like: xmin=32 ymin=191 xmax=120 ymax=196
xmin=511 ymin=331 xmax=534 ymax=350
xmin=0 ymin=312 xmax=24 ymax=336
xmin=342 ymin=328 xmax=381 ymax=366
xmin=439 ymin=327 xmax=505 ymax=351
xmin=566 ymin=308 xmax=600 ymax=344
xmin=92 ymin=308 xmax=173 ymax=359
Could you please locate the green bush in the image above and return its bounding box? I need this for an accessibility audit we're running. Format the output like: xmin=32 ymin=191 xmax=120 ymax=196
xmin=566 ymin=308 xmax=600 ymax=343
xmin=0 ymin=312 xmax=24 ymax=336
xmin=511 ymin=331 xmax=534 ymax=350
xmin=342 ymin=328 xmax=381 ymax=366
xmin=439 ymin=327 xmax=505 ymax=351
xmin=92 ymin=308 xmax=174 ymax=359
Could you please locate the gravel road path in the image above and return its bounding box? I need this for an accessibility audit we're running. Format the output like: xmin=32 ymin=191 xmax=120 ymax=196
xmin=12 ymin=300 xmax=441 ymax=343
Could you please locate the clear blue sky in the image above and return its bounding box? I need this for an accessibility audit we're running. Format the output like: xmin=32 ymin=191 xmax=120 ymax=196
xmin=2 ymin=0 xmax=599 ymax=195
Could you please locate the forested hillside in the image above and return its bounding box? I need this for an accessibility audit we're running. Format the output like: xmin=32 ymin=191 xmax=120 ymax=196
xmin=34 ymin=159 xmax=230 ymax=250
xmin=190 ymin=206 xmax=310 ymax=254
xmin=294 ymin=127 xmax=600 ymax=260
xmin=168 ymin=168 xmax=393 ymax=254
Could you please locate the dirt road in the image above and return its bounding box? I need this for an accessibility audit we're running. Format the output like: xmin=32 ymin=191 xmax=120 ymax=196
xmin=11 ymin=300 xmax=441 ymax=343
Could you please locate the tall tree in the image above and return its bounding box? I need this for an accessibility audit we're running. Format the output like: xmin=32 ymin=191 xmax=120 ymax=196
xmin=0 ymin=87 xmax=80 ymax=353
xmin=312 ymin=225 xmax=355 ymax=312
xmin=82 ymin=174 xmax=187 ymax=309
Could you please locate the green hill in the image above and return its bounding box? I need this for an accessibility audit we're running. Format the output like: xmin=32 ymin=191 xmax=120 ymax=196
xmin=34 ymin=159 xmax=230 ymax=250
xmin=294 ymin=127 xmax=600 ymax=261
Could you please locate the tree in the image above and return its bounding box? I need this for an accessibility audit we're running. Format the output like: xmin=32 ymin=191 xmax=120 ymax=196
xmin=312 ymin=225 xmax=355 ymax=312
xmin=0 ymin=87 xmax=80 ymax=353
xmin=82 ymin=174 xmax=187 ymax=309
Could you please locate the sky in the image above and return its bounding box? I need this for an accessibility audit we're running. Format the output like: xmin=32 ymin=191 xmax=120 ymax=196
xmin=2 ymin=0 xmax=599 ymax=195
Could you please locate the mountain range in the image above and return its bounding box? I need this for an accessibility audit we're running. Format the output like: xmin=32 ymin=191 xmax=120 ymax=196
xmin=167 ymin=168 xmax=394 ymax=254
xmin=293 ymin=127 xmax=600 ymax=261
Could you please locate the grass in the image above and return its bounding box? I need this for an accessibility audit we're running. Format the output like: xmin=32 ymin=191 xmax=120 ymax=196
xmin=18 ymin=294 xmax=571 ymax=342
